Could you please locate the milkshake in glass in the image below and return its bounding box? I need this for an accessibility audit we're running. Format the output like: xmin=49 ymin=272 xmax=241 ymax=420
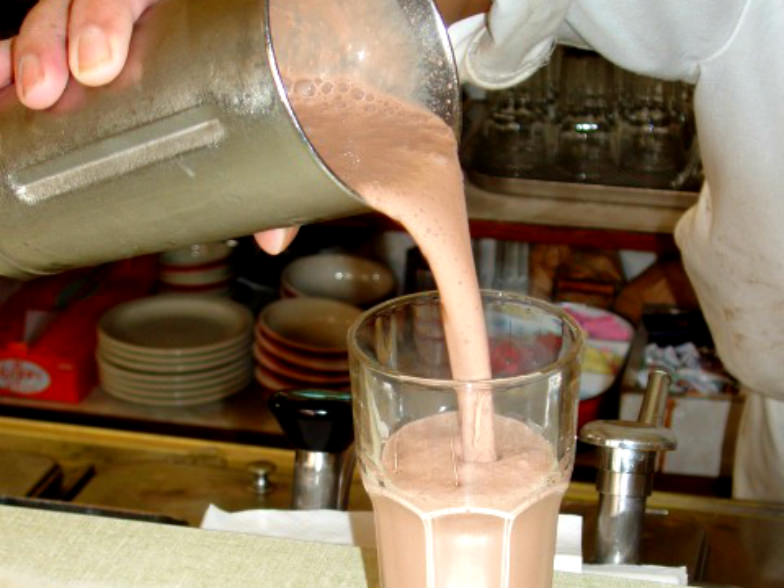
xmin=349 ymin=291 xmax=583 ymax=587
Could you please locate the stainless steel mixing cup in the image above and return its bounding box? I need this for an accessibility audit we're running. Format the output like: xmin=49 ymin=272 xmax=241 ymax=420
xmin=0 ymin=0 xmax=459 ymax=279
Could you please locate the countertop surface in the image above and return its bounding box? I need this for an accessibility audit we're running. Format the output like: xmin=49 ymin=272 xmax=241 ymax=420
xmin=0 ymin=415 xmax=782 ymax=587
xmin=0 ymin=504 xmax=690 ymax=588
xmin=0 ymin=503 xmax=373 ymax=588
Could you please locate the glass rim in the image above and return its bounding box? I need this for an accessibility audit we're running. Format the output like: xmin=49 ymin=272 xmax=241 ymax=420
xmin=347 ymin=289 xmax=584 ymax=388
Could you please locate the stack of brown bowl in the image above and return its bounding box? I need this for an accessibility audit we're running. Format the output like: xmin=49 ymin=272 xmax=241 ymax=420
xmin=253 ymin=297 xmax=362 ymax=392
xmin=96 ymin=294 xmax=253 ymax=406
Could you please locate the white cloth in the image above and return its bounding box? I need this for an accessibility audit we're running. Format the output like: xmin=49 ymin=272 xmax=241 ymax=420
xmin=448 ymin=0 xmax=784 ymax=502
xmin=734 ymin=391 xmax=784 ymax=502
xmin=448 ymin=0 xmax=570 ymax=89
xmin=200 ymin=506 xmax=688 ymax=584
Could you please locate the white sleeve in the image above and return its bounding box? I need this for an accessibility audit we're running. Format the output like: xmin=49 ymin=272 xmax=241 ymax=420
xmin=449 ymin=0 xmax=748 ymax=89
xmin=559 ymin=0 xmax=748 ymax=82
xmin=448 ymin=0 xmax=571 ymax=89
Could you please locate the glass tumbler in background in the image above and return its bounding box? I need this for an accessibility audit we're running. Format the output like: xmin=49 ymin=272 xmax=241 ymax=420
xmin=554 ymin=49 xmax=618 ymax=184
xmin=471 ymin=87 xmax=550 ymax=178
xmin=470 ymin=49 xmax=563 ymax=180
xmin=616 ymin=70 xmax=686 ymax=188
xmin=348 ymin=291 xmax=584 ymax=588
xmin=492 ymin=240 xmax=531 ymax=295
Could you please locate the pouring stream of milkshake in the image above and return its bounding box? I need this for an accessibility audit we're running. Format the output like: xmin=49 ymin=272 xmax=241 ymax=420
xmin=287 ymin=79 xmax=568 ymax=588
xmin=273 ymin=4 xmax=568 ymax=584
xmin=288 ymin=78 xmax=497 ymax=462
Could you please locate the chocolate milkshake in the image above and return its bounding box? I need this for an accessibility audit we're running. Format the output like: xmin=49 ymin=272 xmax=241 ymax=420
xmin=287 ymin=79 xmax=576 ymax=588
xmin=368 ymin=413 xmax=566 ymax=587
xmin=272 ymin=4 xmax=579 ymax=583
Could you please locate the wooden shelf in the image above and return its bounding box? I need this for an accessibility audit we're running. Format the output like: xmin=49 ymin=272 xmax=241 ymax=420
xmin=0 ymin=384 xmax=286 ymax=448
xmin=0 ymin=177 xmax=699 ymax=447
xmin=320 ymin=176 xmax=696 ymax=252
xmin=466 ymin=175 xmax=697 ymax=237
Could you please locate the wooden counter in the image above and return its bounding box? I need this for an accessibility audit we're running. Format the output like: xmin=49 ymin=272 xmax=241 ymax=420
xmin=0 ymin=415 xmax=782 ymax=586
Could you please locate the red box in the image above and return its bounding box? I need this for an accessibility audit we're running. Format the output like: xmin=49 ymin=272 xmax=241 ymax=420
xmin=0 ymin=257 xmax=158 ymax=403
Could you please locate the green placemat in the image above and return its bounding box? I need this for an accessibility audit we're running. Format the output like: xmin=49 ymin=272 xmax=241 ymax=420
xmin=0 ymin=505 xmax=684 ymax=588
xmin=0 ymin=505 xmax=368 ymax=588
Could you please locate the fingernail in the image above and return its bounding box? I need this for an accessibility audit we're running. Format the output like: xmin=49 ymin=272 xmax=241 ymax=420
xmin=75 ymin=25 xmax=112 ymax=74
xmin=265 ymin=229 xmax=289 ymax=255
xmin=17 ymin=54 xmax=44 ymax=99
xmin=256 ymin=228 xmax=296 ymax=255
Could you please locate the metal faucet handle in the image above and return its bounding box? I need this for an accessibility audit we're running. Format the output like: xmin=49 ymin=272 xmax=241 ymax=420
xmin=579 ymin=369 xmax=677 ymax=565
xmin=579 ymin=368 xmax=677 ymax=453
xmin=637 ymin=369 xmax=671 ymax=427
xmin=247 ymin=460 xmax=277 ymax=494
xmin=579 ymin=420 xmax=676 ymax=452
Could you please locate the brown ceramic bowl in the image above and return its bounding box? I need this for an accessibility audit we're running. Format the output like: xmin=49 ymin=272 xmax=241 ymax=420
xmin=256 ymin=297 xmax=362 ymax=355
xmin=252 ymin=342 xmax=349 ymax=386
xmin=254 ymin=329 xmax=349 ymax=373
xmin=254 ymin=365 xmax=300 ymax=392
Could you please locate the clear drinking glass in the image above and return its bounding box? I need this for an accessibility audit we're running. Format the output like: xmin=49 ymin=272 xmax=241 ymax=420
xmin=554 ymin=49 xmax=617 ymax=184
xmin=348 ymin=290 xmax=583 ymax=588
xmin=470 ymin=49 xmax=562 ymax=180
xmin=471 ymin=87 xmax=550 ymax=178
xmin=616 ymin=70 xmax=685 ymax=188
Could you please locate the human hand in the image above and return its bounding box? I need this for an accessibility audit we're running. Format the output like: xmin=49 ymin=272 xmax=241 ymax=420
xmin=0 ymin=0 xmax=483 ymax=105
xmin=1 ymin=0 xmax=298 ymax=255
xmin=1 ymin=0 xmax=160 ymax=110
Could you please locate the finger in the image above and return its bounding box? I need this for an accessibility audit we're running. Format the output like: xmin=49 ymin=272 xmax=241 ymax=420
xmin=0 ymin=38 xmax=11 ymax=88
xmin=254 ymin=227 xmax=300 ymax=256
xmin=67 ymin=0 xmax=159 ymax=86
xmin=13 ymin=0 xmax=71 ymax=109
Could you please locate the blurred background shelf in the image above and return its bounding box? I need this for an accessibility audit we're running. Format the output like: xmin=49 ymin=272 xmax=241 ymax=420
xmin=321 ymin=177 xmax=694 ymax=254
xmin=466 ymin=177 xmax=697 ymax=236
xmin=0 ymin=384 xmax=286 ymax=448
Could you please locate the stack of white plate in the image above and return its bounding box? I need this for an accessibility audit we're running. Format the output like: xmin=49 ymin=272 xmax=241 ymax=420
xmin=158 ymin=242 xmax=234 ymax=296
xmin=97 ymin=294 xmax=253 ymax=407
